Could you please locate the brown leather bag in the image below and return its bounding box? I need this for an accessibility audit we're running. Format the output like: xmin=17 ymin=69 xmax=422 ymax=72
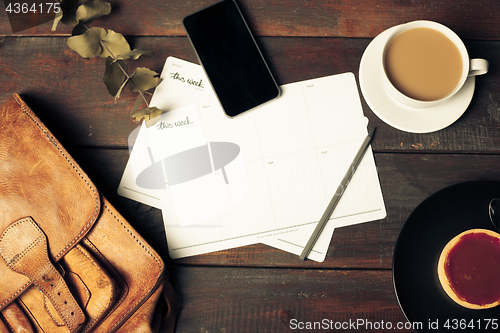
xmin=0 ymin=94 xmax=177 ymax=333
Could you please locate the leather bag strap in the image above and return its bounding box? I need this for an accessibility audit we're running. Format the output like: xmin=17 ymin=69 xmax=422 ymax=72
xmin=0 ymin=217 xmax=85 ymax=333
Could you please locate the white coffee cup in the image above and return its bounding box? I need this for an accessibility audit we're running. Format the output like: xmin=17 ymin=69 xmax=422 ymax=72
xmin=381 ymin=20 xmax=488 ymax=109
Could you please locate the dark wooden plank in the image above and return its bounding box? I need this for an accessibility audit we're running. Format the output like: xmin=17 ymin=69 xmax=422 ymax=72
xmin=1 ymin=36 xmax=499 ymax=153
xmin=169 ymin=266 xmax=409 ymax=333
xmin=1 ymin=0 xmax=499 ymax=40
xmin=69 ymin=148 xmax=500 ymax=268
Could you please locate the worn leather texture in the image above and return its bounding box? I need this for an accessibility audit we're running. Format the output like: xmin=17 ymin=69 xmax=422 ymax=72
xmin=0 ymin=94 xmax=176 ymax=333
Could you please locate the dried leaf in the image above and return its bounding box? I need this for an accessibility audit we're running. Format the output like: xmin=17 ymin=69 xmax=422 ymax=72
xmin=115 ymin=76 xmax=130 ymax=100
xmin=132 ymin=107 xmax=162 ymax=123
xmin=131 ymin=94 xmax=144 ymax=115
xmin=60 ymin=0 xmax=87 ymax=27
xmin=103 ymin=57 xmax=127 ymax=97
xmin=76 ymin=0 xmax=111 ymax=24
xmin=129 ymin=67 xmax=159 ymax=92
xmin=115 ymin=49 xmax=152 ymax=61
xmin=99 ymin=30 xmax=131 ymax=58
xmin=67 ymin=27 xmax=106 ymax=58
xmin=51 ymin=10 xmax=63 ymax=31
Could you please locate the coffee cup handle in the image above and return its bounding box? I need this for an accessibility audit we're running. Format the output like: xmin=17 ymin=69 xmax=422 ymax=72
xmin=468 ymin=58 xmax=489 ymax=76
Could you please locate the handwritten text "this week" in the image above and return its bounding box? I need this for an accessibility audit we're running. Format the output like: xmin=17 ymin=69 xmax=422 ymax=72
xmin=170 ymin=72 xmax=204 ymax=88
xmin=156 ymin=117 xmax=193 ymax=130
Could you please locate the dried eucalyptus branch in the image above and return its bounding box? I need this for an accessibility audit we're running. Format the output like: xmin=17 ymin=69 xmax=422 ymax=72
xmin=52 ymin=0 xmax=162 ymax=123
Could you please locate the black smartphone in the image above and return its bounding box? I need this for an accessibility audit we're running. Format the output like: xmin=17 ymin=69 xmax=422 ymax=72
xmin=183 ymin=0 xmax=280 ymax=118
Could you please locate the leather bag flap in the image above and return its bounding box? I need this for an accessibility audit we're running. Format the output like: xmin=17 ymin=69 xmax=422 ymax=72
xmin=0 ymin=94 xmax=100 ymax=310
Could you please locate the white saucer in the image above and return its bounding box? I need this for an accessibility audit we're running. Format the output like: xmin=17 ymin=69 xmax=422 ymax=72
xmin=359 ymin=26 xmax=475 ymax=133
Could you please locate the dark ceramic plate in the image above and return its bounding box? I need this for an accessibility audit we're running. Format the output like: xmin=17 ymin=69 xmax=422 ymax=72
xmin=393 ymin=182 xmax=500 ymax=332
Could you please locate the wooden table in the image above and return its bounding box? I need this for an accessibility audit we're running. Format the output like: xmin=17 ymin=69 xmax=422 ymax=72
xmin=1 ymin=0 xmax=499 ymax=331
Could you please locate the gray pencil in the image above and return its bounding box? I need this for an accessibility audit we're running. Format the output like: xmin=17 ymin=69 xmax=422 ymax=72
xmin=299 ymin=127 xmax=377 ymax=260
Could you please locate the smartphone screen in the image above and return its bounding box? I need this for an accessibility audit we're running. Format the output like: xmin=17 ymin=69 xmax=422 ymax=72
xmin=183 ymin=0 xmax=280 ymax=117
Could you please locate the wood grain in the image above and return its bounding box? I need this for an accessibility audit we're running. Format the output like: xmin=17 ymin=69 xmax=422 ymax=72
xmin=1 ymin=0 xmax=499 ymax=39
xmin=169 ymin=267 xmax=407 ymax=333
xmin=1 ymin=37 xmax=499 ymax=153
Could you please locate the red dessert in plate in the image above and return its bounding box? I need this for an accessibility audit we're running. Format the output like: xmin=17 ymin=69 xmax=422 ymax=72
xmin=438 ymin=229 xmax=500 ymax=309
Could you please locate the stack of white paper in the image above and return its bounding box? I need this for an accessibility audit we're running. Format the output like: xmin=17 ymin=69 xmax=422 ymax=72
xmin=118 ymin=57 xmax=386 ymax=262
